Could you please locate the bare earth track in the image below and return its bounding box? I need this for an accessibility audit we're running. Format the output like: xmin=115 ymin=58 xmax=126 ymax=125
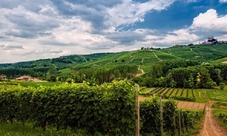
xmin=197 ymin=102 xmax=227 ymax=136
xmin=139 ymin=98 xmax=227 ymax=136
xmin=177 ymin=101 xmax=206 ymax=110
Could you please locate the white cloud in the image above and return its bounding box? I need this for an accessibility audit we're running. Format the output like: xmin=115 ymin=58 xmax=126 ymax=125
xmin=219 ymin=0 xmax=227 ymax=3
xmin=0 ymin=0 xmax=179 ymax=63
xmin=186 ymin=0 xmax=197 ymax=2
xmin=2 ymin=1 xmax=227 ymax=63
xmin=105 ymin=0 xmax=175 ymax=28
xmin=156 ymin=29 xmax=200 ymax=46
xmin=38 ymin=4 xmax=58 ymax=16
xmin=190 ymin=9 xmax=227 ymax=33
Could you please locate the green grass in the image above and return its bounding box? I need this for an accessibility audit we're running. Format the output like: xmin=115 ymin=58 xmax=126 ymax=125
xmin=212 ymin=109 xmax=227 ymax=131
xmin=171 ymin=88 xmax=179 ymax=97
xmin=162 ymin=44 xmax=227 ymax=62
xmin=181 ymin=111 xmax=205 ymax=136
xmin=0 ymin=81 xmax=63 ymax=88
xmin=176 ymin=89 xmax=182 ymax=96
xmin=0 ymin=122 xmax=75 ymax=136
xmin=139 ymin=87 xmax=155 ymax=94
xmin=15 ymin=81 xmax=62 ymax=87
xmin=194 ymin=88 xmax=227 ymax=103
xmin=165 ymin=88 xmax=174 ymax=96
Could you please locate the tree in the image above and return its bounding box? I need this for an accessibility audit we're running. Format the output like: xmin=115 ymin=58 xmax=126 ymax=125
xmin=220 ymin=82 xmax=225 ymax=90
xmin=214 ymin=69 xmax=222 ymax=85
xmin=157 ymin=76 xmax=166 ymax=87
xmin=47 ymin=75 xmax=56 ymax=82
xmin=204 ymin=78 xmax=216 ymax=89
xmin=188 ymin=73 xmax=194 ymax=88
xmin=150 ymin=64 xmax=163 ymax=79
xmin=170 ymin=79 xmax=177 ymax=88
xmin=195 ymin=73 xmax=201 ymax=88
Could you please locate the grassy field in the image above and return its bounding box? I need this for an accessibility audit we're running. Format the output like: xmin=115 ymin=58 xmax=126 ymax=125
xmin=0 ymin=122 xmax=76 ymax=136
xmin=212 ymin=107 xmax=227 ymax=132
xmin=0 ymin=81 xmax=62 ymax=88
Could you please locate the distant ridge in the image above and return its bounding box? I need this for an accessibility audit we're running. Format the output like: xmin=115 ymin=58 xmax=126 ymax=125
xmin=0 ymin=44 xmax=227 ymax=71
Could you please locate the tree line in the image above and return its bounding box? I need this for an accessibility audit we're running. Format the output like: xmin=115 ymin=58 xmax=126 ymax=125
xmin=134 ymin=60 xmax=227 ymax=88
xmin=1 ymin=59 xmax=227 ymax=89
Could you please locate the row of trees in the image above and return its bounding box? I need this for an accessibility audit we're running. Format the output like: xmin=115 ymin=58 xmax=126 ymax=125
xmin=135 ymin=61 xmax=227 ymax=88
xmin=64 ymin=65 xmax=138 ymax=84
xmin=1 ymin=59 xmax=227 ymax=89
xmin=0 ymin=68 xmax=49 ymax=80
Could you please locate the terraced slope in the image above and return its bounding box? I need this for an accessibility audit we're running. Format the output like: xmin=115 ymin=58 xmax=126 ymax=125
xmin=161 ymin=44 xmax=227 ymax=61
xmin=1 ymin=44 xmax=227 ymax=72
xmin=73 ymin=50 xmax=180 ymax=72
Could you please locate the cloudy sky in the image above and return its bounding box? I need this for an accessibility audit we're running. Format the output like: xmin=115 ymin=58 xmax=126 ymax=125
xmin=0 ymin=0 xmax=227 ymax=63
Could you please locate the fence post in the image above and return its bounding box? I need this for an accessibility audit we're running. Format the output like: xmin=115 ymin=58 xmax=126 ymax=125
xmin=181 ymin=110 xmax=185 ymax=133
xmin=135 ymin=84 xmax=140 ymax=136
xmin=173 ymin=112 xmax=176 ymax=135
xmin=160 ymin=97 xmax=163 ymax=136
xmin=178 ymin=110 xmax=181 ymax=136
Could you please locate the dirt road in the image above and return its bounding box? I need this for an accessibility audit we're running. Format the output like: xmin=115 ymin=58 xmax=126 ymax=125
xmin=197 ymin=104 xmax=227 ymax=136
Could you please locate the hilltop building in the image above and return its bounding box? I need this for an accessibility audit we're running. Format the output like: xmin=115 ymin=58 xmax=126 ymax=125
xmin=141 ymin=47 xmax=161 ymax=50
xmin=202 ymin=36 xmax=218 ymax=44
xmin=207 ymin=36 xmax=218 ymax=44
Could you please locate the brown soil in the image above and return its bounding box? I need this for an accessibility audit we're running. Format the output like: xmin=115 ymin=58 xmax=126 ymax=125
xmin=138 ymin=96 xmax=150 ymax=102
xmin=177 ymin=101 xmax=206 ymax=110
xmin=197 ymin=102 xmax=227 ymax=136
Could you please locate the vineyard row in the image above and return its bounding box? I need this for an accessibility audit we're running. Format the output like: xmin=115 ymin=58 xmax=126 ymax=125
xmin=142 ymin=88 xmax=196 ymax=101
xmin=0 ymin=81 xmax=203 ymax=135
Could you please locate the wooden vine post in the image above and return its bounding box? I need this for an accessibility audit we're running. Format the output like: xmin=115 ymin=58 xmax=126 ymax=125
xmin=160 ymin=97 xmax=163 ymax=136
xmin=135 ymin=84 xmax=140 ymax=136
xmin=178 ymin=110 xmax=182 ymax=136
xmin=173 ymin=112 xmax=176 ymax=135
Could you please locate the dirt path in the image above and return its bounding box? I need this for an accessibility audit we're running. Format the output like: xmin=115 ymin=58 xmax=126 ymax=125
xmin=135 ymin=65 xmax=145 ymax=77
xmin=197 ymin=102 xmax=227 ymax=136
xmin=190 ymin=48 xmax=198 ymax=55
xmin=135 ymin=58 xmax=145 ymax=77
xmin=153 ymin=52 xmax=162 ymax=61
xmin=138 ymin=65 xmax=144 ymax=74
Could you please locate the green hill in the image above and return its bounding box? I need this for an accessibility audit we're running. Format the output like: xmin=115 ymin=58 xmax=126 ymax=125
xmin=0 ymin=53 xmax=115 ymax=69
xmin=1 ymin=44 xmax=227 ymax=75
xmin=73 ymin=50 xmax=180 ymax=72
xmin=161 ymin=44 xmax=227 ymax=61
